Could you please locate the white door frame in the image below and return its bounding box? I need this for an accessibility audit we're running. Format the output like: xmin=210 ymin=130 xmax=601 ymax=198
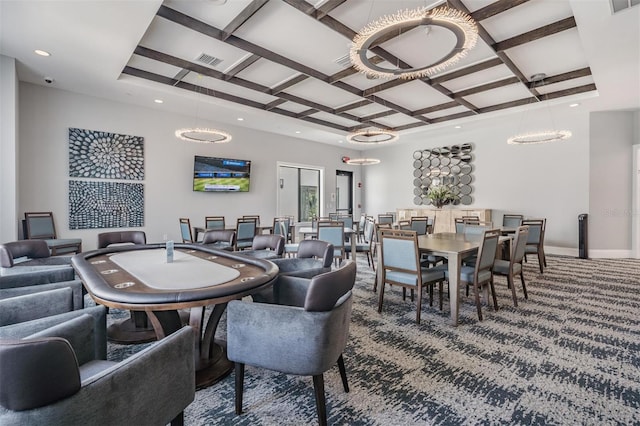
xmin=276 ymin=161 xmax=325 ymax=220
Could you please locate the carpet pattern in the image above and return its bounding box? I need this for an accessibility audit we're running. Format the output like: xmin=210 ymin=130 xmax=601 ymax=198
xmin=105 ymin=255 xmax=640 ymax=425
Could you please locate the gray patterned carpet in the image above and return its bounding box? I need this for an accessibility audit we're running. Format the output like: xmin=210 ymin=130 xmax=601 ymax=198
xmin=105 ymin=255 xmax=640 ymax=425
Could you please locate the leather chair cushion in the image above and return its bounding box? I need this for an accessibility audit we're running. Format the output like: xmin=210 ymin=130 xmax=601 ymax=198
xmin=0 ymin=337 xmax=80 ymax=411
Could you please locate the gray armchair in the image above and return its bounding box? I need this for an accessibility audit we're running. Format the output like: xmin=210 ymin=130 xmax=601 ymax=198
xmin=227 ymin=260 xmax=357 ymax=426
xmin=201 ymin=229 xmax=236 ymax=251
xmin=0 ymin=306 xmax=195 ymax=425
xmin=270 ymin=239 xmax=334 ymax=279
xmin=0 ymin=240 xmax=76 ymax=288
xmin=241 ymin=234 xmax=285 ymax=259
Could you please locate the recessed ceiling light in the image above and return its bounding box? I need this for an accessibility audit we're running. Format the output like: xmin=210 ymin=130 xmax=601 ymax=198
xmin=338 ymin=140 xmax=344 ymax=144
xmin=237 ymin=117 xmax=244 ymax=121
xmin=454 ymin=125 xmax=462 ymax=129
xmin=34 ymin=49 xmax=50 ymax=57
xmin=569 ymin=103 xmax=580 ymax=108
xmin=154 ymin=99 xmax=163 ymax=104
xmin=295 ymin=131 xmax=301 ymax=134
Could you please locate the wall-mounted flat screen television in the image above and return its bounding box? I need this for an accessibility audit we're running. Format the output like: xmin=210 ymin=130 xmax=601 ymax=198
xmin=193 ymin=156 xmax=251 ymax=192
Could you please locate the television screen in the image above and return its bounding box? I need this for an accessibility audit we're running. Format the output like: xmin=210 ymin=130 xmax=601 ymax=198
xmin=193 ymin=156 xmax=251 ymax=192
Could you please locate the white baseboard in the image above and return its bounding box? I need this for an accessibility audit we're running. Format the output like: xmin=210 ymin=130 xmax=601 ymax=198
xmin=545 ymin=246 xmax=634 ymax=259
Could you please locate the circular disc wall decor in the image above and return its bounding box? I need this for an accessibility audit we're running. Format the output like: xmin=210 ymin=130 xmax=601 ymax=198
xmin=412 ymin=145 xmax=474 ymax=206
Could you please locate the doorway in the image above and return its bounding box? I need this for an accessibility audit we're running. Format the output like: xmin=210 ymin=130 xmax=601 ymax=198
xmin=336 ymin=170 xmax=353 ymax=215
xmin=277 ymin=163 xmax=323 ymax=222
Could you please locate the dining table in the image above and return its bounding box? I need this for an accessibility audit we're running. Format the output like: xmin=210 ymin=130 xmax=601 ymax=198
xmin=376 ymin=232 xmax=508 ymax=326
xmin=72 ymin=243 xmax=278 ymax=389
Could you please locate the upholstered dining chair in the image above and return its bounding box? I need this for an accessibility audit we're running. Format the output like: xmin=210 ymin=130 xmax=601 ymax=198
xmin=397 ymin=219 xmax=410 ymax=230
xmin=179 ymin=218 xmax=194 ymax=243
xmin=522 ymin=219 xmax=547 ymax=273
xmin=410 ymin=216 xmax=429 ymax=235
xmin=493 ymin=225 xmax=529 ymax=306
xmin=236 ymin=218 xmax=258 ymax=250
xmin=227 ymin=260 xmax=357 ymax=426
xmin=378 ymin=229 xmax=446 ymax=323
xmin=242 ymin=215 xmax=260 ymax=227
xmin=454 ymin=218 xmax=466 ymax=233
xmin=446 ymin=229 xmax=501 ymax=321
xmin=23 ymin=212 xmax=82 ymax=256
xmin=205 ymin=216 xmax=226 ymax=230
xmin=202 ymin=229 xmax=236 ymax=251
xmin=0 ymin=309 xmax=195 ymax=426
xmin=317 ymin=220 xmax=346 ymax=264
xmin=377 ymin=214 xmax=394 ymax=225
xmin=272 ymin=217 xmax=289 ymax=240
xmin=502 ymin=214 xmax=524 ymax=228
xmin=356 ymin=217 xmax=376 ymax=271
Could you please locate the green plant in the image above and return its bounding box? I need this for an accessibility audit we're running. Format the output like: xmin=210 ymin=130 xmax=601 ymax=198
xmin=427 ymin=185 xmax=457 ymax=208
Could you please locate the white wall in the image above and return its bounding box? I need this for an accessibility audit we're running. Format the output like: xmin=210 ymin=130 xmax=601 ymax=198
xmin=15 ymin=83 xmax=362 ymax=250
xmin=362 ymin=105 xmax=591 ymax=253
xmin=0 ymin=55 xmax=19 ymax=242
xmin=589 ymin=111 xmax=636 ymax=256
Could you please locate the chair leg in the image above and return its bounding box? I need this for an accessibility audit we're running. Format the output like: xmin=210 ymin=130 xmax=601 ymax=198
xmin=235 ymin=363 xmax=245 ymax=415
xmin=377 ymin=282 xmax=385 ymax=313
xmin=508 ymin=274 xmax=518 ymax=307
xmin=428 ymin=282 xmax=434 ymax=307
xmin=438 ymin=281 xmax=444 ymax=311
xmin=473 ymin=283 xmax=483 ymax=321
xmin=170 ymin=412 xmax=184 ymax=426
xmin=415 ymin=286 xmax=422 ymax=324
xmin=538 ymin=251 xmax=544 ymax=273
xmin=312 ymin=374 xmax=328 ymax=426
xmin=337 ymin=354 xmax=349 ymax=393
xmin=520 ymin=271 xmax=528 ymax=299
xmin=489 ymin=278 xmax=498 ymax=311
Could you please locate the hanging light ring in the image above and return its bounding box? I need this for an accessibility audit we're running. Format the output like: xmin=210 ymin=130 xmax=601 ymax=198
xmin=350 ymin=7 xmax=478 ymax=80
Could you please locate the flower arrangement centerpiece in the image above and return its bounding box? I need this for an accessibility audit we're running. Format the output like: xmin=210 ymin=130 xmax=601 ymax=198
xmin=427 ymin=184 xmax=457 ymax=208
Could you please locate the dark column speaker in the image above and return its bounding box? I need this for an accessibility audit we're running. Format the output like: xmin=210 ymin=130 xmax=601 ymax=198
xmin=578 ymin=214 xmax=588 ymax=259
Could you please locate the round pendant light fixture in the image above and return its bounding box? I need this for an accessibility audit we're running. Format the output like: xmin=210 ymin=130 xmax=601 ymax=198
xmin=175 ymin=128 xmax=232 ymax=143
xmin=345 ymin=158 xmax=381 ymax=165
xmin=507 ymin=73 xmax=572 ymax=145
xmin=350 ymin=6 xmax=478 ymax=80
xmin=346 ymin=128 xmax=399 ymax=145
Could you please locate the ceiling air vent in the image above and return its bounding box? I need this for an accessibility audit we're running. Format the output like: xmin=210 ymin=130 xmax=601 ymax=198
xmin=334 ymin=54 xmax=352 ymax=68
xmin=195 ymin=53 xmax=223 ymax=67
xmin=611 ymin=0 xmax=639 ymax=13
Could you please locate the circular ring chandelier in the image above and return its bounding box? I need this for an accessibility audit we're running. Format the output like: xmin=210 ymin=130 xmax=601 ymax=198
xmin=345 ymin=158 xmax=381 ymax=165
xmin=346 ymin=128 xmax=399 ymax=145
xmin=175 ymin=128 xmax=232 ymax=144
xmin=507 ymin=130 xmax=572 ymax=145
xmin=350 ymin=6 xmax=478 ymax=80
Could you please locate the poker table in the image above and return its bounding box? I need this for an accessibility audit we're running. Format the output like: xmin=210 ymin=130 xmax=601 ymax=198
xmin=72 ymin=243 xmax=278 ymax=388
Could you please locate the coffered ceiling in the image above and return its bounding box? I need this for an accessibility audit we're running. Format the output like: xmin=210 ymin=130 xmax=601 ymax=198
xmin=1 ymin=0 xmax=639 ymax=146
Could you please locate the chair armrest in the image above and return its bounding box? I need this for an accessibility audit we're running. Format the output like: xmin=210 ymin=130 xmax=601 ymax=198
xmin=0 ymin=288 xmax=74 ymax=326
xmin=273 ymin=275 xmax=311 ymax=307
xmin=0 ymin=280 xmax=84 ymax=310
xmin=0 ymin=327 xmax=195 ymax=425
xmin=0 ymin=306 xmax=107 ymax=360
xmin=227 ymin=299 xmax=351 ymax=376
xmin=0 ymin=266 xmax=75 ymax=289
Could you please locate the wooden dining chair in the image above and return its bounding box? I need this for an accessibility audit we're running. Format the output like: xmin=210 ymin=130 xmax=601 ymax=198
xmin=236 ymin=218 xmax=257 ymax=250
xmin=502 ymin=214 xmax=523 ymax=228
xmin=377 ymin=214 xmax=394 ymax=225
xmin=179 ymin=218 xmax=194 ymax=243
xmin=410 ymin=216 xmax=429 ymax=235
xmin=378 ymin=229 xmax=446 ymax=324
xmin=24 ymin=212 xmax=82 ymax=256
xmin=317 ymin=220 xmax=345 ymax=264
xmin=493 ymin=225 xmax=529 ymax=306
xmin=242 ymin=215 xmax=260 ymax=227
xmin=522 ymin=219 xmax=547 ymax=273
xmin=205 ymin=216 xmax=226 ymax=230
xmin=355 ymin=218 xmax=376 ymax=271
xmin=456 ymin=229 xmax=501 ymax=321
xmin=398 ymin=220 xmax=411 ymax=230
